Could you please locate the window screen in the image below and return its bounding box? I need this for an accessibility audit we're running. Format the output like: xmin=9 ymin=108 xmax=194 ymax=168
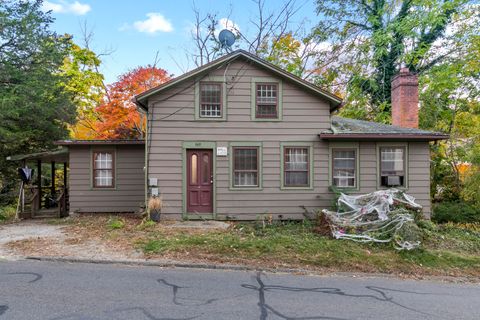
xmin=233 ymin=147 xmax=259 ymax=187
xmin=284 ymin=147 xmax=309 ymax=187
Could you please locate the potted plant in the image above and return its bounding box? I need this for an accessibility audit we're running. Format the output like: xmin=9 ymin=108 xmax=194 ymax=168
xmin=148 ymin=196 xmax=163 ymax=222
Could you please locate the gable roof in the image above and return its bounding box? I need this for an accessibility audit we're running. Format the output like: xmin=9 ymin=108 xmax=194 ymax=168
xmin=133 ymin=49 xmax=342 ymax=111
xmin=319 ymin=116 xmax=449 ymax=141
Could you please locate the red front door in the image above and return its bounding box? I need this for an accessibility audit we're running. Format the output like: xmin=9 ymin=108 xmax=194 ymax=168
xmin=187 ymin=149 xmax=213 ymax=213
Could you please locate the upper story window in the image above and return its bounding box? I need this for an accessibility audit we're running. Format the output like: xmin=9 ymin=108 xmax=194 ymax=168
xmin=199 ymin=82 xmax=222 ymax=118
xmin=93 ymin=151 xmax=114 ymax=188
xmin=332 ymin=149 xmax=356 ymax=188
xmin=380 ymin=147 xmax=405 ymax=187
xmin=256 ymin=83 xmax=278 ymax=118
xmin=251 ymin=78 xmax=282 ymax=121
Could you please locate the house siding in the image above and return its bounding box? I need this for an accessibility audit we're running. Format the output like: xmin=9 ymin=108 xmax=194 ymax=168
xmin=354 ymin=141 xmax=431 ymax=215
xmin=68 ymin=145 xmax=145 ymax=213
xmin=147 ymin=59 xmax=431 ymax=219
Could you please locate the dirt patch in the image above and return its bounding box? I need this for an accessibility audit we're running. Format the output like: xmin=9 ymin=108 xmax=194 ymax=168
xmin=1 ymin=214 xmax=227 ymax=261
xmin=3 ymin=215 xmax=480 ymax=282
xmin=0 ymin=222 xmax=65 ymax=258
xmin=1 ymin=218 xmax=144 ymax=261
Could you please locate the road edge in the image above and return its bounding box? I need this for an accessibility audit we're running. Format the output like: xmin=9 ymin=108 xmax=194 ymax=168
xmin=23 ymin=255 xmax=480 ymax=284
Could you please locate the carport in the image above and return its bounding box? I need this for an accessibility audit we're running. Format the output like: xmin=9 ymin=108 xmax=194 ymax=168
xmin=6 ymin=148 xmax=69 ymax=218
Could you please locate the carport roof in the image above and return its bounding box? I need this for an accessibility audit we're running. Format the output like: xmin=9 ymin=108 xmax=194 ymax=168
xmin=55 ymin=139 xmax=145 ymax=145
xmin=6 ymin=148 xmax=69 ymax=162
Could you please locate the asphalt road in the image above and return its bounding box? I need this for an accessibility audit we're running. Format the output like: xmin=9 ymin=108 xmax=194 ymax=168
xmin=0 ymin=260 xmax=479 ymax=320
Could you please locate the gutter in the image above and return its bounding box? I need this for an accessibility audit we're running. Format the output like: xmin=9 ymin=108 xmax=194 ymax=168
xmin=55 ymin=140 xmax=145 ymax=145
xmin=132 ymin=97 xmax=147 ymax=111
xmin=318 ymin=133 xmax=450 ymax=141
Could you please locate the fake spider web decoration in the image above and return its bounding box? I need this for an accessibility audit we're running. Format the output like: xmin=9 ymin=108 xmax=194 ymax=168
xmin=322 ymin=189 xmax=423 ymax=250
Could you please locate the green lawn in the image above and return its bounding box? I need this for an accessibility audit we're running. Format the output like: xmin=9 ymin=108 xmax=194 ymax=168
xmin=135 ymin=220 xmax=480 ymax=277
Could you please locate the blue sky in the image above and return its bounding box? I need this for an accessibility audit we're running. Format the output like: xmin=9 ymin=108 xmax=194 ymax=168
xmin=42 ymin=0 xmax=319 ymax=84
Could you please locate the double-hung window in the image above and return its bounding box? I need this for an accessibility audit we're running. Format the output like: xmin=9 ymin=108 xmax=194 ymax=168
xmin=255 ymin=83 xmax=278 ymax=118
xmin=380 ymin=147 xmax=405 ymax=187
xmin=93 ymin=151 xmax=114 ymax=188
xmin=283 ymin=147 xmax=310 ymax=187
xmin=199 ymin=82 xmax=222 ymax=118
xmin=232 ymin=147 xmax=259 ymax=187
xmin=332 ymin=149 xmax=356 ymax=188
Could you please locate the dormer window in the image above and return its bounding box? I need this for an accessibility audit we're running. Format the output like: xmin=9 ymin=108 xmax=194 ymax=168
xmin=256 ymin=83 xmax=278 ymax=118
xmin=200 ymin=82 xmax=222 ymax=118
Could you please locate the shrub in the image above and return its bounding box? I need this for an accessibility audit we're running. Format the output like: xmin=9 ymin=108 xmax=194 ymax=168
xmin=0 ymin=205 xmax=16 ymax=222
xmin=137 ymin=218 xmax=157 ymax=230
xmin=462 ymin=169 xmax=480 ymax=207
xmin=417 ymin=219 xmax=438 ymax=231
xmin=442 ymin=222 xmax=480 ymax=234
xmin=106 ymin=217 xmax=125 ymax=230
xmin=432 ymin=201 xmax=480 ymax=224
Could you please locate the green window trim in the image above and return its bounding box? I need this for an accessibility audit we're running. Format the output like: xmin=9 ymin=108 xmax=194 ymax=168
xmin=181 ymin=141 xmax=217 ymax=219
xmin=251 ymin=77 xmax=283 ymax=121
xmin=89 ymin=146 xmax=117 ymax=190
xmin=376 ymin=142 xmax=409 ymax=190
xmin=194 ymin=76 xmax=227 ymax=121
xmin=228 ymin=142 xmax=263 ymax=191
xmin=280 ymin=142 xmax=314 ymax=190
xmin=328 ymin=142 xmax=360 ymax=191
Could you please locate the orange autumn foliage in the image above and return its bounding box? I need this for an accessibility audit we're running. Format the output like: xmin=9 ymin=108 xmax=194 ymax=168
xmin=94 ymin=66 xmax=171 ymax=139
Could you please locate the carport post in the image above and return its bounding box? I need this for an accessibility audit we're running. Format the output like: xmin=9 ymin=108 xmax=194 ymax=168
xmin=37 ymin=160 xmax=42 ymax=209
xmin=51 ymin=161 xmax=56 ymax=196
xmin=63 ymin=162 xmax=67 ymax=189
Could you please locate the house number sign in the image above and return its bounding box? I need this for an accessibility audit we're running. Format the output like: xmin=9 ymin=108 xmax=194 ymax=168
xmin=216 ymin=147 xmax=228 ymax=156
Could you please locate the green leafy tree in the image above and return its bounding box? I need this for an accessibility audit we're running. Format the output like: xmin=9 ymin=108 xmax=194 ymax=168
xmin=60 ymin=41 xmax=105 ymax=139
xmin=312 ymin=1 xmax=480 ymax=205
xmin=420 ymin=33 xmax=480 ymax=202
xmin=0 ymin=0 xmax=76 ymax=197
xmin=259 ymin=33 xmax=321 ymax=78
xmin=312 ymin=0 xmax=476 ymax=122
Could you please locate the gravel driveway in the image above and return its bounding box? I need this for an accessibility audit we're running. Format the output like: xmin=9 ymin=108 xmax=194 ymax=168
xmin=0 ymin=222 xmax=65 ymax=259
xmin=0 ymin=217 xmax=230 ymax=263
xmin=0 ymin=220 xmax=143 ymax=261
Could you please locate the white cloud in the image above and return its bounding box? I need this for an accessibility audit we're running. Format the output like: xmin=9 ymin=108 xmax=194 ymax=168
xmin=132 ymin=13 xmax=173 ymax=34
xmin=217 ymin=18 xmax=240 ymax=35
xmin=42 ymin=1 xmax=91 ymax=16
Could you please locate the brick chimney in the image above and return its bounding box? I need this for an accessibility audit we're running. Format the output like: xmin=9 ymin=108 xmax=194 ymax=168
xmin=391 ymin=67 xmax=419 ymax=128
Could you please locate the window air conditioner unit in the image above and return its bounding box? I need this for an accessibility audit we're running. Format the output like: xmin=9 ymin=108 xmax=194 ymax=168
xmin=387 ymin=175 xmax=401 ymax=187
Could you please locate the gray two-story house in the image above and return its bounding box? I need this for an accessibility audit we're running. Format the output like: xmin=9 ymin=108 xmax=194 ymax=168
xmin=54 ymin=50 xmax=447 ymax=220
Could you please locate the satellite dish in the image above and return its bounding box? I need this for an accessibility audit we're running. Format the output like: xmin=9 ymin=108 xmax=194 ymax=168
xmin=218 ymin=29 xmax=236 ymax=48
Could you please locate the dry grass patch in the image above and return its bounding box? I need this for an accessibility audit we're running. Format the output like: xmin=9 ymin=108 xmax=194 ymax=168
xmin=8 ymin=214 xmax=480 ymax=279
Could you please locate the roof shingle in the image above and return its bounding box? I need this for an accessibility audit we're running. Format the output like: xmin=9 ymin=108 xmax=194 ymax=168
xmin=319 ymin=116 xmax=448 ymax=141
